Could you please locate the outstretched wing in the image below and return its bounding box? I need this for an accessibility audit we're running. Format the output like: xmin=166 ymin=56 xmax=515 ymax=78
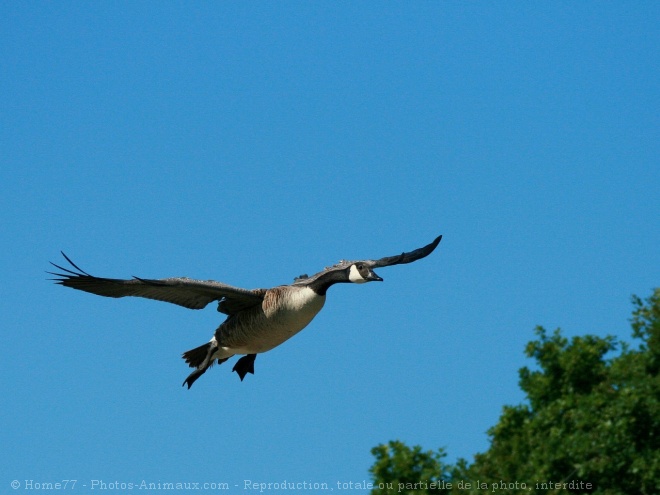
xmin=48 ymin=253 xmax=264 ymax=313
xmin=364 ymin=235 xmax=442 ymax=268
xmin=293 ymin=234 xmax=442 ymax=284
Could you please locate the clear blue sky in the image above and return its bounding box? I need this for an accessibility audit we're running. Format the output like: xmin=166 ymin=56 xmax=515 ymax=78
xmin=2 ymin=2 xmax=659 ymax=492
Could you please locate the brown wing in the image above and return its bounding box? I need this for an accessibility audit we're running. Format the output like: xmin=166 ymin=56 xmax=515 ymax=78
xmin=49 ymin=252 xmax=264 ymax=313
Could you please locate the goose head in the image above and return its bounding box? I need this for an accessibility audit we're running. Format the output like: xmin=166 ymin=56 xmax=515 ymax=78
xmin=348 ymin=263 xmax=383 ymax=284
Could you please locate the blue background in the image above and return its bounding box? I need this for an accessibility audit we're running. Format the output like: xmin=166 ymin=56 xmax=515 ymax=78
xmin=2 ymin=2 xmax=659 ymax=492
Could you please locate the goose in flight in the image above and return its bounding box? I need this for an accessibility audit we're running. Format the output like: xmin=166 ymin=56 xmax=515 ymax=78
xmin=49 ymin=235 xmax=442 ymax=388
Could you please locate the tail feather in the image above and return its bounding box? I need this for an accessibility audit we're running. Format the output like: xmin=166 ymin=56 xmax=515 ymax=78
xmin=182 ymin=343 xmax=213 ymax=369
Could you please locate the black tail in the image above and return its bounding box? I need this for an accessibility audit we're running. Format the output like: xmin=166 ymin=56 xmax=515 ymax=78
xmin=181 ymin=342 xmax=226 ymax=389
xmin=182 ymin=343 xmax=213 ymax=369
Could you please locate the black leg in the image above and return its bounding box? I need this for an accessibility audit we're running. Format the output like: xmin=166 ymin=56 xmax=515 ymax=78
xmin=182 ymin=368 xmax=206 ymax=389
xmin=181 ymin=349 xmax=227 ymax=389
xmin=232 ymin=354 xmax=257 ymax=381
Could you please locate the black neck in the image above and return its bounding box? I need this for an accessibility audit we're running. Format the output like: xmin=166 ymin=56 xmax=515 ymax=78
xmin=307 ymin=269 xmax=350 ymax=296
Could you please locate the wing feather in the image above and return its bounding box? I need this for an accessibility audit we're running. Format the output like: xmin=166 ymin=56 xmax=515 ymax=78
xmin=366 ymin=235 xmax=442 ymax=268
xmin=292 ymin=234 xmax=442 ymax=284
xmin=48 ymin=254 xmax=264 ymax=312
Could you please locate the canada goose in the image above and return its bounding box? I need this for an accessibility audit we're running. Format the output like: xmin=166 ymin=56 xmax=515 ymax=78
xmin=49 ymin=235 xmax=442 ymax=388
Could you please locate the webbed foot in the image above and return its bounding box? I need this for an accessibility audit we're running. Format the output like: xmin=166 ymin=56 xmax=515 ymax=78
xmin=232 ymin=354 xmax=257 ymax=381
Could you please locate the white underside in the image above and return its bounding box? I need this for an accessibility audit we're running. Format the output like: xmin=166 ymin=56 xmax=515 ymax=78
xmin=212 ymin=286 xmax=326 ymax=357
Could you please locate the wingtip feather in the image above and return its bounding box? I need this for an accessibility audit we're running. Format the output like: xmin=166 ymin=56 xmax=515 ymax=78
xmin=54 ymin=253 xmax=92 ymax=276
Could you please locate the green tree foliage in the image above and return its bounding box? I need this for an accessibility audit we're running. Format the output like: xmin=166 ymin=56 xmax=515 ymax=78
xmin=370 ymin=289 xmax=660 ymax=495
xmin=369 ymin=441 xmax=453 ymax=494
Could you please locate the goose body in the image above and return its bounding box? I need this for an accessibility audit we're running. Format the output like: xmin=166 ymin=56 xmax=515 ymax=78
xmin=214 ymin=286 xmax=325 ymax=355
xmin=49 ymin=235 xmax=441 ymax=388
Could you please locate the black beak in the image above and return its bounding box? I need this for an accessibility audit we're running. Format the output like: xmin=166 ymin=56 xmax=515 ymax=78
xmin=368 ymin=270 xmax=383 ymax=282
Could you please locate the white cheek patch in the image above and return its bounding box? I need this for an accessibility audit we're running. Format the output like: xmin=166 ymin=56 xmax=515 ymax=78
xmin=348 ymin=264 xmax=367 ymax=283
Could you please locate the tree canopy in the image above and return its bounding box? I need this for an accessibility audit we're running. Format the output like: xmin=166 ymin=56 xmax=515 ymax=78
xmin=370 ymin=288 xmax=660 ymax=495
